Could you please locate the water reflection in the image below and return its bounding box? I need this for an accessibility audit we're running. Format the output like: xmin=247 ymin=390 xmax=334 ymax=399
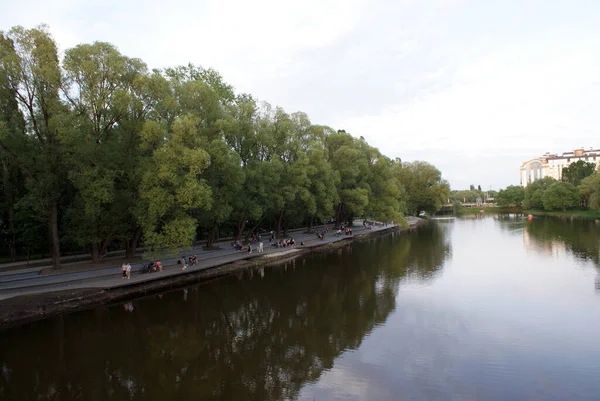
xmin=521 ymin=217 xmax=600 ymax=267
xmin=0 ymin=223 xmax=450 ymax=401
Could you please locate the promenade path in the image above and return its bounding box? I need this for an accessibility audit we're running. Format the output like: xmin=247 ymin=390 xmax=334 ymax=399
xmin=0 ymin=219 xmax=419 ymax=301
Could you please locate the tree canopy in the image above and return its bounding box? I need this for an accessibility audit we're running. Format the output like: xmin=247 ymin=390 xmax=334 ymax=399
xmin=395 ymin=161 xmax=450 ymax=216
xmin=562 ymin=160 xmax=596 ymax=186
xmin=0 ymin=25 xmax=448 ymax=266
xmin=496 ymin=185 xmax=525 ymax=207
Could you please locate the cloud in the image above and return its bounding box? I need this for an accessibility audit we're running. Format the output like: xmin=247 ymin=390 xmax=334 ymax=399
xmin=2 ymin=0 xmax=600 ymax=189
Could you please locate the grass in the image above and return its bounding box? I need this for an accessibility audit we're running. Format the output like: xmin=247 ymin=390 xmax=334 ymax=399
xmin=451 ymin=206 xmax=600 ymax=219
xmin=524 ymin=209 xmax=600 ymax=219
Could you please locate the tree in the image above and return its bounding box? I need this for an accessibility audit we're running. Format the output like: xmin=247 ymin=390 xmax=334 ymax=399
xmin=579 ymin=174 xmax=600 ymax=210
xmin=523 ymin=177 xmax=556 ymax=209
xmin=562 ymin=160 xmax=596 ymax=186
xmin=450 ymin=190 xmax=479 ymax=203
xmin=136 ymin=115 xmax=212 ymax=255
xmin=477 ymin=184 xmax=481 ymax=192
xmin=0 ymin=25 xmax=66 ymax=268
xmin=396 ymin=161 xmax=450 ymax=216
xmin=327 ymin=131 xmax=371 ymax=227
xmin=0 ymin=24 xmax=452 ymax=263
xmin=542 ymin=182 xmax=579 ymax=212
xmin=0 ymin=40 xmax=26 ymax=261
xmin=61 ymin=41 xmax=147 ymax=262
xmin=300 ymin=125 xmax=339 ymax=230
xmin=496 ymin=185 xmax=524 ymax=207
xmin=366 ymin=156 xmax=407 ymax=225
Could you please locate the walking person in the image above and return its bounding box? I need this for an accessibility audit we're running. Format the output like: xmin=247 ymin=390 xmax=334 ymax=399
xmin=122 ymin=263 xmax=128 ymax=278
xmin=126 ymin=263 xmax=132 ymax=279
xmin=247 ymin=243 xmax=252 ymax=254
xmin=258 ymin=242 xmax=264 ymax=253
xmin=156 ymin=260 xmax=163 ymax=272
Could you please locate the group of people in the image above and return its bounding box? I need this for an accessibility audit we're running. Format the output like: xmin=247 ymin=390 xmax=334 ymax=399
xmin=147 ymin=260 xmax=163 ymax=272
xmin=120 ymin=223 xmax=364 ymax=280
xmin=233 ymin=241 xmax=262 ymax=254
xmin=178 ymin=255 xmax=198 ymax=270
xmin=272 ymin=238 xmax=295 ymax=248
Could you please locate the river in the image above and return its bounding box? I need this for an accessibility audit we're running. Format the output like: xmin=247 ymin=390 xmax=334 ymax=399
xmin=1 ymin=215 xmax=600 ymax=400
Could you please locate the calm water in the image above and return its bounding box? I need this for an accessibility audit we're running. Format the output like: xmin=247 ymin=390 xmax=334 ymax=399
xmin=2 ymin=215 xmax=600 ymax=401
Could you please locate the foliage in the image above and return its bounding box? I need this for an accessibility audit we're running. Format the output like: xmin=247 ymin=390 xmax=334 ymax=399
xmin=396 ymin=161 xmax=450 ymax=216
xmin=496 ymin=185 xmax=525 ymax=207
xmin=541 ymin=182 xmax=579 ymax=212
xmin=579 ymin=174 xmax=600 ymax=210
xmin=562 ymin=160 xmax=596 ymax=186
xmin=523 ymin=177 xmax=557 ymax=210
xmin=0 ymin=24 xmax=448 ymax=265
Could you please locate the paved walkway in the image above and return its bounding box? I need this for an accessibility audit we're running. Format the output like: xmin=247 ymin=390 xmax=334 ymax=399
xmin=0 ymin=219 xmax=418 ymax=301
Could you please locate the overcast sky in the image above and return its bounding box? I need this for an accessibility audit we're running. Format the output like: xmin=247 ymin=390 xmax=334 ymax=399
xmin=2 ymin=0 xmax=599 ymax=189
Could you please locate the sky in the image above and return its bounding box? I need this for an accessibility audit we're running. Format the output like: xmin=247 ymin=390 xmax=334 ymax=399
xmin=2 ymin=0 xmax=599 ymax=190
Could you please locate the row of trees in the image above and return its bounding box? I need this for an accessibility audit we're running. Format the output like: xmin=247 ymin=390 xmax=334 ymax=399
xmin=450 ymin=188 xmax=497 ymax=204
xmin=495 ymin=160 xmax=600 ymax=211
xmin=0 ymin=25 xmax=449 ymax=268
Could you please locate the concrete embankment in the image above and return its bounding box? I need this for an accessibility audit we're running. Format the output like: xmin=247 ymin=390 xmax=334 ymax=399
xmin=0 ymin=219 xmax=424 ymax=328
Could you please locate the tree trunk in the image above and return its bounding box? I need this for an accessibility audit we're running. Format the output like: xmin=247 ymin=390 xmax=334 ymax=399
xmin=334 ymin=203 xmax=343 ymax=229
xmin=126 ymin=226 xmax=142 ymax=260
xmin=8 ymin=204 xmax=16 ymax=262
xmin=91 ymin=242 xmax=100 ymax=264
xmin=235 ymin=215 xmax=246 ymax=241
xmin=249 ymin=213 xmax=266 ymax=237
xmin=49 ymin=201 xmax=61 ymax=269
xmin=206 ymin=226 xmax=217 ymax=248
xmin=3 ymin=164 xmax=17 ymax=262
xmin=100 ymin=237 xmax=110 ymax=260
xmin=275 ymin=209 xmax=284 ymax=238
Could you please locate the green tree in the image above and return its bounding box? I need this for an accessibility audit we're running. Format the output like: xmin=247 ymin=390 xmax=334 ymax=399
xmin=562 ymin=160 xmax=596 ymax=186
xmin=523 ymin=177 xmax=556 ymax=209
xmin=579 ymin=174 xmax=600 ymax=210
xmin=0 ymin=25 xmax=66 ymax=268
xmin=365 ymin=156 xmax=407 ymax=225
xmin=496 ymin=185 xmax=525 ymax=207
xmin=0 ymin=37 xmax=26 ymax=261
xmin=61 ymin=41 xmax=147 ymax=262
xmin=300 ymin=125 xmax=339 ymax=230
xmin=136 ymin=115 xmax=212 ymax=255
xmin=396 ymin=161 xmax=450 ymax=216
xmin=327 ymin=131 xmax=371 ymax=227
xmin=542 ymin=182 xmax=579 ymax=212
xmin=450 ymin=190 xmax=479 ymax=203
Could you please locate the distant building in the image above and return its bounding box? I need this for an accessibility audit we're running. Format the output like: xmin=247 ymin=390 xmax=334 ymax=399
xmin=520 ymin=147 xmax=600 ymax=187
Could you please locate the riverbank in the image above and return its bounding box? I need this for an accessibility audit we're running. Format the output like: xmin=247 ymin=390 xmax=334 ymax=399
xmin=0 ymin=219 xmax=424 ymax=329
xmin=455 ymin=207 xmax=600 ymax=219
xmin=456 ymin=206 xmax=518 ymax=215
xmin=524 ymin=209 xmax=600 ymax=219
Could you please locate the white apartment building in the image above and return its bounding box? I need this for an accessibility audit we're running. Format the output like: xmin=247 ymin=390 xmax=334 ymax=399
xmin=520 ymin=148 xmax=600 ymax=187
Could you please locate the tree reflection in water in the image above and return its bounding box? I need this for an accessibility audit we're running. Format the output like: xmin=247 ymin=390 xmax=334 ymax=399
xmin=520 ymin=216 xmax=600 ymax=267
xmin=0 ymin=223 xmax=450 ymax=401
